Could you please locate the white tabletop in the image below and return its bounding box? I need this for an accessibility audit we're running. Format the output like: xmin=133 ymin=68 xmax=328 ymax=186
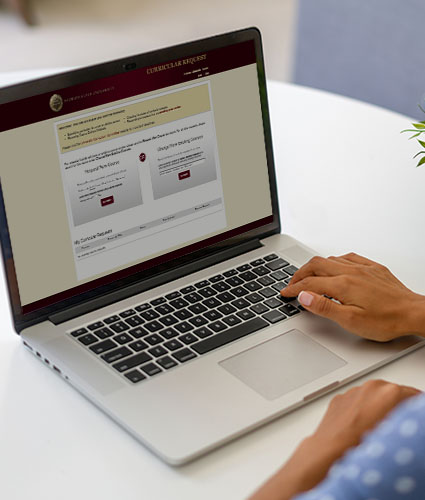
xmin=1 ymin=74 xmax=424 ymax=500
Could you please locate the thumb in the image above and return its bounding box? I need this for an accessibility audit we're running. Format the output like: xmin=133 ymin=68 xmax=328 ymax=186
xmin=298 ymin=290 xmax=344 ymax=322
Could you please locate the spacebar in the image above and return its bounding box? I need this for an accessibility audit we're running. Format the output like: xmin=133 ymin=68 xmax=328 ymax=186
xmin=192 ymin=317 xmax=269 ymax=355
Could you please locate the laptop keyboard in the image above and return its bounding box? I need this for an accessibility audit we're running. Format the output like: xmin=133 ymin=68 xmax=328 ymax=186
xmin=69 ymin=253 xmax=303 ymax=384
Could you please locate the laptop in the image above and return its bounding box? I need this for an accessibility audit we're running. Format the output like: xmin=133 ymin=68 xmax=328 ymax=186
xmin=0 ymin=28 xmax=423 ymax=465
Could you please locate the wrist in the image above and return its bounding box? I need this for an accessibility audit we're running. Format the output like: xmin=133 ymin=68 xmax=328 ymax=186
xmin=405 ymin=293 xmax=425 ymax=337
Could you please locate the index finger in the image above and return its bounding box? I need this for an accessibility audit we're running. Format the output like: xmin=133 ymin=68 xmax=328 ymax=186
xmin=289 ymin=256 xmax=355 ymax=286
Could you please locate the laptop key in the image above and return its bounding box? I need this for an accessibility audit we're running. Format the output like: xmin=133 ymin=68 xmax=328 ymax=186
xmin=193 ymin=327 xmax=213 ymax=338
xmin=170 ymin=298 xmax=190 ymax=309
xmin=217 ymin=303 xmax=237 ymax=315
xmin=174 ymin=309 xmax=193 ymax=320
xmin=87 ymin=321 xmax=104 ymax=331
xmin=179 ymin=333 xmax=198 ymax=345
xmin=271 ymin=281 xmax=286 ymax=292
xmin=236 ymin=309 xmax=256 ymax=320
xmin=70 ymin=327 xmax=88 ymax=337
xmin=270 ymin=270 xmax=288 ymax=281
xmin=209 ymin=321 xmax=227 ymax=333
xmin=145 ymin=334 xmax=163 ymax=346
xmin=113 ymin=352 xmax=152 ymax=372
xmin=250 ymin=303 xmax=269 ymax=315
xmin=114 ymin=333 xmax=133 ymax=345
xmin=151 ymin=297 xmax=166 ymax=306
xmin=264 ymin=298 xmax=282 ymax=309
xmin=129 ymin=326 xmax=149 ymax=338
xmin=164 ymin=339 xmax=183 ymax=351
xmin=110 ymin=321 xmax=130 ymax=333
xmin=257 ymin=276 xmax=274 ymax=286
xmin=119 ymin=309 xmax=136 ymax=318
xmin=148 ymin=345 xmax=168 ymax=357
xmin=192 ymin=317 xmax=268 ymax=355
xmin=102 ymin=346 xmax=132 ymax=363
xmin=279 ymin=304 xmax=300 ymax=316
xmin=103 ymin=315 xmax=120 ymax=324
xmin=239 ymin=271 xmax=257 ymax=282
xmin=135 ymin=303 xmax=151 ymax=312
xmin=216 ymin=291 xmax=235 ymax=303
xmin=188 ymin=303 xmax=208 ymax=314
xmin=160 ymin=327 xmax=179 ymax=339
xmin=212 ymin=282 xmax=230 ymax=292
xmin=198 ymin=286 xmax=216 ymax=298
xmin=223 ymin=269 xmax=237 ymax=277
xmin=125 ymin=315 xmax=145 ymax=327
xmin=232 ymin=286 xmax=249 ymax=297
xmin=204 ymin=309 xmax=223 ymax=321
xmin=140 ymin=309 xmax=160 ymax=321
xmin=144 ymin=320 xmax=163 ymax=332
xmin=253 ymin=266 xmax=270 ymax=277
xmin=236 ymin=264 xmax=251 ymax=272
xmin=141 ymin=363 xmax=162 ymax=377
xmin=262 ymin=310 xmax=286 ymax=324
xmin=283 ymin=265 xmax=298 ymax=276
xmin=250 ymin=258 xmax=265 ymax=266
xmin=189 ymin=316 xmax=208 ymax=327
xmin=155 ymin=304 xmax=174 ymax=315
xmin=172 ymin=348 xmax=197 ymax=363
xmin=90 ymin=339 xmax=117 ymax=355
xmin=231 ymin=298 xmax=250 ymax=310
xmin=203 ymin=297 xmax=221 ymax=309
xmin=222 ymin=315 xmax=242 ymax=327
xmin=78 ymin=333 xmax=98 ymax=345
xmin=185 ymin=292 xmax=203 ymax=304
xmin=264 ymin=253 xmax=278 ymax=261
xmin=246 ymin=293 xmax=263 ymax=304
xmin=94 ymin=327 xmax=114 ymax=339
xmin=159 ymin=315 xmax=178 ymax=326
xmin=157 ymin=356 xmax=178 ymax=370
xmin=194 ymin=280 xmax=210 ymax=289
xmin=124 ymin=370 xmax=146 ymax=383
xmin=210 ymin=274 xmax=224 ymax=283
xmin=244 ymin=281 xmax=262 ymax=292
xmin=225 ymin=276 xmax=244 ymax=287
xmin=175 ymin=321 xmax=194 ymax=333
xmin=129 ymin=340 xmax=149 ymax=352
xmin=259 ymin=287 xmax=276 ymax=298
xmin=265 ymin=258 xmax=290 ymax=271
xmin=165 ymin=291 xmax=181 ymax=300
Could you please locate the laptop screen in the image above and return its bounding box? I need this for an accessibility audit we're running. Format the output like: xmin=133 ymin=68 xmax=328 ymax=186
xmin=0 ymin=34 xmax=275 ymax=321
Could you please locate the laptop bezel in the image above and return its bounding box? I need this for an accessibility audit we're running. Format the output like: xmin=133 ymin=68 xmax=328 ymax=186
xmin=0 ymin=27 xmax=280 ymax=333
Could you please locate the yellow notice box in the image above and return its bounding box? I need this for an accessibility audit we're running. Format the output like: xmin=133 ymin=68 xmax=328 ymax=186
xmin=56 ymin=84 xmax=211 ymax=154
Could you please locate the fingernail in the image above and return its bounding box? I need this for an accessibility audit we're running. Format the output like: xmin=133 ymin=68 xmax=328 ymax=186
xmin=298 ymin=291 xmax=313 ymax=306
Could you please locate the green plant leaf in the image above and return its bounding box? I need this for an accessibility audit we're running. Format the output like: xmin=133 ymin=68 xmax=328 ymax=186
xmin=410 ymin=133 xmax=422 ymax=139
xmin=419 ymin=140 xmax=425 ymax=148
xmin=413 ymin=151 xmax=425 ymax=158
xmin=412 ymin=123 xmax=425 ymax=129
xmin=417 ymin=156 xmax=425 ymax=167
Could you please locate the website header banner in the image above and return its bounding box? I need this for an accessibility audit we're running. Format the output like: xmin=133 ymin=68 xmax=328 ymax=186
xmin=0 ymin=40 xmax=255 ymax=133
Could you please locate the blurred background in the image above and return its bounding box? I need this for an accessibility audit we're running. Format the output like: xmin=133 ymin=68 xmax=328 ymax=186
xmin=1 ymin=0 xmax=425 ymax=118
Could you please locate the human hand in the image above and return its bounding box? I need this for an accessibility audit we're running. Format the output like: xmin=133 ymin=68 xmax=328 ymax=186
xmin=281 ymin=252 xmax=425 ymax=341
xmin=249 ymin=380 xmax=421 ymax=500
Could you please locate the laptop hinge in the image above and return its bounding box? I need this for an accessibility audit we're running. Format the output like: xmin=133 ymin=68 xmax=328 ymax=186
xmin=49 ymin=238 xmax=263 ymax=325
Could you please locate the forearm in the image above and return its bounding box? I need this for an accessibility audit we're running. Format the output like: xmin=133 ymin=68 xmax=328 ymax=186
xmin=249 ymin=436 xmax=348 ymax=500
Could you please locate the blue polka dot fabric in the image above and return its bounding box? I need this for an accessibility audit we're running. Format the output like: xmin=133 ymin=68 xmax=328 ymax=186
xmin=294 ymin=392 xmax=425 ymax=500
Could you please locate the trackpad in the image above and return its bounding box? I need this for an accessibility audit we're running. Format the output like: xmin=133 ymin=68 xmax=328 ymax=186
xmin=220 ymin=329 xmax=346 ymax=400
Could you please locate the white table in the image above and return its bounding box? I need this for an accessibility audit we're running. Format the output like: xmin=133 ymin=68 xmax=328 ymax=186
xmin=1 ymin=74 xmax=425 ymax=500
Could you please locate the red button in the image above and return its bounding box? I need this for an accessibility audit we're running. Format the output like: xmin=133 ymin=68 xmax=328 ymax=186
xmin=178 ymin=170 xmax=191 ymax=180
xmin=101 ymin=196 xmax=114 ymax=206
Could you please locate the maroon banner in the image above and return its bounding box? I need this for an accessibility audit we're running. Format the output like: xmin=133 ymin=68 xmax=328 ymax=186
xmin=0 ymin=40 xmax=256 ymax=133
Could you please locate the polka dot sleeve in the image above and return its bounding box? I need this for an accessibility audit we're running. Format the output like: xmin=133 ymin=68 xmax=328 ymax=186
xmin=294 ymin=392 xmax=425 ymax=500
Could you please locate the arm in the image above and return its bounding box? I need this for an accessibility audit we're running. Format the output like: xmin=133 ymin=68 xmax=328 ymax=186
xmin=281 ymin=252 xmax=425 ymax=341
xmin=249 ymin=380 xmax=421 ymax=500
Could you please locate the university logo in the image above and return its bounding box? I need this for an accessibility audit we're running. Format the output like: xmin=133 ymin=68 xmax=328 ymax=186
xmin=49 ymin=94 xmax=63 ymax=112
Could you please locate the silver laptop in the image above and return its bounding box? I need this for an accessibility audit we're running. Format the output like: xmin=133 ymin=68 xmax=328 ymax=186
xmin=1 ymin=28 xmax=423 ymax=465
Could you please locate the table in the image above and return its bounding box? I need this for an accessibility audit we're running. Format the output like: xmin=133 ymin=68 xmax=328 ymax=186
xmin=1 ymin=74 xmax=424 ymax=500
